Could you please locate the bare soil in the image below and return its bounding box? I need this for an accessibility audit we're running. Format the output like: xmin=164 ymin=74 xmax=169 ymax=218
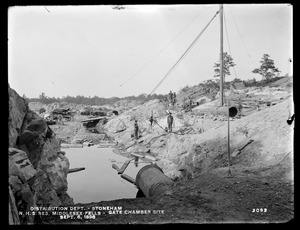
xmin=42 ymin=158 xmax=293 ymax=224
xmin=41 ymin=103 xmax=294 ymax=224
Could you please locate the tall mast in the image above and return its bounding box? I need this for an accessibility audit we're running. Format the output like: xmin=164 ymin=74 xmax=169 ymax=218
xmin=219 ymin=4 xmax=224 ymax=106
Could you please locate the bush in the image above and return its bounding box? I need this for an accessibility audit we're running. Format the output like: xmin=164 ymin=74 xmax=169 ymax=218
xmin=180 ymin=85 xmax=190 ymax=93
xmin=235 ymin=125 xmax=249 ymax=137
xmin=39 ymin=108 xmax=46 ymax=114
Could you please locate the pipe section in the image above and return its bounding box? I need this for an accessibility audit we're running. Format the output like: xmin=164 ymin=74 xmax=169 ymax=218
xmin=210 ymin=106 xmax=238 ymax=118
xmin=135 ymin=164 xmax=174 ymax=198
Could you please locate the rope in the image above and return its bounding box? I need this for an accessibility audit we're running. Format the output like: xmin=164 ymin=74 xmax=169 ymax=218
xmin=224 ymin=9 xmax=238 ymax=79
xmin=149 ymin=10 xmax=220 ymax=95
xmin=228 ymin=6 xmax=255 ymax=67
xmin=153 ymin=119 xmax=167 ymax=132
xmin=104 ymin=6 xmax=207 ymax=97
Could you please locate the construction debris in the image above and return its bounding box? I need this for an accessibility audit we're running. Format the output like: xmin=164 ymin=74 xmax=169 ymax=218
xmin=231 ymin=139 xmax=254 ymax=157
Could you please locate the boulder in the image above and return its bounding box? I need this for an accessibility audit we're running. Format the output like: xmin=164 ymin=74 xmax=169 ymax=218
xmin=9 ymin=186 xmax=21 ymax=225
xmin=9 ymin=87 xmax=28 ymax=147
xmin=32 ymin=169 xmax=62 ymax=207
xmin=38 ymin=139 xmax=69 ymax=194
xmin=8 ymin=148 xmax=37 ymax=224
xmin=9 ymin=175 xmax=23 ymax=193
xmin=9 ymin=148 xmax=36 ymax=181
xmin=8 ymin=85 xmax=74 ymax=224
xmin=18 ymin=130 xmax=39 ymax=145
xmin=26 ymin=118 xmax=48 ymax=136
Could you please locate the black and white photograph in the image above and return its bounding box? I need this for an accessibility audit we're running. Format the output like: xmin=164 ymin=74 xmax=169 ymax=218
xmin=8 ymin=4 xmax=293 ymax=224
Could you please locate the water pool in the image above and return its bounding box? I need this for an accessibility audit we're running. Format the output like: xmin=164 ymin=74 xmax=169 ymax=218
xmin=65 ymin=146 xmax=144 ymax=204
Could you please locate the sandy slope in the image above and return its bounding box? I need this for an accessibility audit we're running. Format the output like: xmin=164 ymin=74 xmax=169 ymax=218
xmin=42 ymin=87 xmax=294 ymax=223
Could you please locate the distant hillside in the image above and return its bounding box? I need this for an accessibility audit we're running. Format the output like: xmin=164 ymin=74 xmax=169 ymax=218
xmin=176 ymin=76 xmax=292 ymax=106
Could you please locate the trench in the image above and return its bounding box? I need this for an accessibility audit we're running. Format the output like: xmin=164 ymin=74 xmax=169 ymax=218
xmin=65 ymin=146 xmax=144 ymax=204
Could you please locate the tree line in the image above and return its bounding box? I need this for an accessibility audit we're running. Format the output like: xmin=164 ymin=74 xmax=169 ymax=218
xmin=25 ymin=53 xmax=289 ymax=105
xmin=214 ymin=53 xmax=282 ymax=81
xmin=25 ymin=92 xmax=167 ymax=105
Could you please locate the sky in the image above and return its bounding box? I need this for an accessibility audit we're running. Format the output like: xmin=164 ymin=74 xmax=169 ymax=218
xmin=8 ymin=4 xmax=292 ymax=99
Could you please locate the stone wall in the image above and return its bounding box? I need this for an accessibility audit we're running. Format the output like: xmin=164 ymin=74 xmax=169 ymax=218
xmin=8 ymin=86 xmax=73 ymax=224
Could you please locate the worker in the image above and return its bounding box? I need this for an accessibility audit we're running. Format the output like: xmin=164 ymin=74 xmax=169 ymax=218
xmin=189 ymin=97 xmax=193 ymax=111
xmin=169 ymin=91 xmax=173 ymax=106
xmin=58 ymin=115 xmax=64 ymax=125
xmin=172 ymin=92 xmax=177 ymax=106
xmin=167 ymin=112 xmax=174 ymax=133
xmin=149 ymin=112 xmax=154 ymax=130
xmin=134 ymin=156 xmax=139 ymax=167
xmin=134 ymin=120 xmax=139 ymax=139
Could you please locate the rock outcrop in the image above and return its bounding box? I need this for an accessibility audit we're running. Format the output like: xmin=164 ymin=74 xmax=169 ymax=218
xmin=8 ymin=86 xmax=73 ymax=225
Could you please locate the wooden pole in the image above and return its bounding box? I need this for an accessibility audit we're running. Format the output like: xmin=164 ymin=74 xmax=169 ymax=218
xmin=227 ymin=101 xmax=231 ymax=175
xmin=220 ymin=4 xmax=224 ymax=106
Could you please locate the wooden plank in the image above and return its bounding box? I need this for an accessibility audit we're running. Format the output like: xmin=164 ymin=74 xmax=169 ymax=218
xmin=112 ymin=158 xmax=135 ymax=174
xmin=231 ymin=139 xmax=254 ymax=157
xmin=117 ymin=159 xmax=132 ymax=174
xmin=68 ymin=167 xmax=85 ymax=174
xmin=121 ymin=174 xmax=136 ymax=185
xmin=80 ymin=117 xmax=107 ymax=123
xmin=130 ymin=152 xmax=157 ymax=161
xmin=61 ymin=143 xmax=83 ymax=148
xmin=239 ymin=139 xmax=254 ymax=151
xmin=97 ymin=144 xmax=117 ymax=148
xmin=112 ymin=164 xmax=120 ymax=171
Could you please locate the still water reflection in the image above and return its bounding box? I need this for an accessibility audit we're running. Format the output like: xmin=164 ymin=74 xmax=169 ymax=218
xmin=65 ymin=146 xmax=144 ymax=204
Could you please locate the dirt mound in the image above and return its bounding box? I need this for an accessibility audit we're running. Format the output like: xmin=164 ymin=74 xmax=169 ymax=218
xmin=124 ymin=99 xmax=167 ymax=120
xmin=176 ymin=82 xmax=220 ymax=106
xmin=38 ymin=85 xmax=293 ymax=224
xmin=28 ymin=101 xmax=45 ymax=113
xmin=103 ymin=99 xmax=168 ymax=138
xmin=105 ymin=92 xmax=293 ymax=182
xmin=152 ymin=97 xmax=293 ymax=179
xmin=113 ymin=99 xmax=143 ymax=110
xmin=270 ymin=76 xmax=293 ymax=88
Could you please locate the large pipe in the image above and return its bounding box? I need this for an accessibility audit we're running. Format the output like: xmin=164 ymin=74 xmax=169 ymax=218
xmin=135 ymin=164 xmax=174 ymax=198
xmin=209 ymin=105 xmax=238 ymax=118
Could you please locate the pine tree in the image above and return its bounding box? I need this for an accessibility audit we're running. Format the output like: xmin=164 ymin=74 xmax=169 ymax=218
xmin=214 ymin=52 xmax=236 ymax=79
xmin=252 ymin=54 xmax=280 ymax=80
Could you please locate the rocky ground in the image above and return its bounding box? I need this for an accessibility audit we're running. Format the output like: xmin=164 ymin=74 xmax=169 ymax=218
xmin=30 ymin=78 xmax=294 ymax=224
xmin=8 ymin=86 xmax=74 ymax=225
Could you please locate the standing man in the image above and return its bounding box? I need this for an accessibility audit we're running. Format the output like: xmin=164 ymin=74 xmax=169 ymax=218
xmin=149 ymin=111 xmax=154 ymax=130
xmin=169 ymin=91 xmax=173 ymax=107
xmin=134 ymin=120 xmax=139 ymax=139
xmin=58 ymin=115 xmax=64 ymax=125
xmin=173 ymin=92 xmax=177 ymax=106
xmin=189 ymin=97 xmax=193 ymax=111
xmin=167 ymin=112 xmax=174 ymax=133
